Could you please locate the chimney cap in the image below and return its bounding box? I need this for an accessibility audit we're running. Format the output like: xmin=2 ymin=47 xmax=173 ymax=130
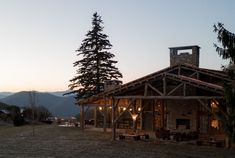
xmin=169 ymin=45 xmax=200 ymax=50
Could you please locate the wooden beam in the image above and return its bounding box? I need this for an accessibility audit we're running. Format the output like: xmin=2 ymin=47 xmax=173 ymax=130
xmin=94 ymin=107 xmax=97 ymax=127
xmin=197 ymin=71 xmax=199 ymax=79
xmin=161 ymin=100 xmax=165 ymax=128
xmin=114 ymin=96 xmax=224 ymax=100
xmin=144 ymin=83 xmax=148 ymax=96
xmin=198 ymin=99 xmax=228 ymax=120
xmin=148 ymin=83 xmax=163 ymax=96
xmin=167 ymin=71 xmax=199 ymax=96
xmin=197 ymin=99 xmax=217 ymax=117
xmin=111 ymin=98 xmax=116 ymax=140
xmin=181 ymin=65 xmax=231 ymax=82
xmin=103 ymin=97 xmax=107 ymax=133
xmin=111 ymin=98 xmax=121 ymax=140
xmin=163 ymin=76 xmax=166 ymax=95
xmin=152 ymin=102 xmax=155 ymax=131
xmin=165 ymin=73 xmax=224 ymax=94
xmin=183 ymin=83 xmax=186 ymax=96
xmin=189 ymin=71 xmax=197 ymax=78
xmin=114 ymin=99 xmax=135 ymax=123
xmin=178 ymin=66 xmax=181 ymax=75
xmin=167 ymin=83 xmax=183 ymax=95
xmin=140 ymin=99 xmax=143 ymax=130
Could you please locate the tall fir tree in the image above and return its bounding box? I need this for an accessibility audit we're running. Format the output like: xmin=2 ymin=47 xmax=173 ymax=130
xmin=214 ymin=22 xmax=235 ymax=147
xmin=214 ymin=22 xmax=235 ymax=64
xmin=69 ymin=12 xmax=122 ymax=99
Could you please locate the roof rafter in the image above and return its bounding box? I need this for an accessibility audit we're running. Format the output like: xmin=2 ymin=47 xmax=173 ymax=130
xmin=114 ymin=96 xmax=224 ymax=100
xmin=165 ymin=73 xmax=224 ymax=94
xmin=78 ymin=64 xmax=229 ymax=105
xmin=180 ymin=64 xmax=230 ymax=82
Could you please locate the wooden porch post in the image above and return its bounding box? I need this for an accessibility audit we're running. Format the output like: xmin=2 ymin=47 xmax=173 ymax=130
xmin=112 ymin=98 xmax=116 ymax=140
xmin=163 ymin=100 xmax=167 ymax=129
xmin=161 ymin=100 xmax=165 ymax=128
xmin=197 ymin=99 xmax=211 ymax=134
xmin=152 ymin=101 xmax=155 ymax=131
xmin=183 ymin=83 xmax=186 ymax=96
xmin=80 ymin=104 xmax=85 ymax=130
xmin=163 ymin=76 xmax=167 ymax=130
xmin=94 ymin=107 xmax=97 ymax=127
xmin=163 ymin=76 xmax=166 ymax=95
xmin=103 ymin=97 xmax=107 ymax=133
xmin=140 ymin=99 xmax=143 ymax=130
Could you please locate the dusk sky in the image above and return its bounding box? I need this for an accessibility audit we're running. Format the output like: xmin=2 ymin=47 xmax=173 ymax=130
xmin=0 ymin=0 xmax=234 ymax=92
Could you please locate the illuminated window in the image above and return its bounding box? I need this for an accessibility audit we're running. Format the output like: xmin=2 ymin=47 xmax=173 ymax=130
xmin=211 ymin=119 xmax=219 ymax=129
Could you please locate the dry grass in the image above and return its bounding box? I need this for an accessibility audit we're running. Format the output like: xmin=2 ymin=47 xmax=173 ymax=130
xmin=0 ymin=125 xmax=234 ymax=158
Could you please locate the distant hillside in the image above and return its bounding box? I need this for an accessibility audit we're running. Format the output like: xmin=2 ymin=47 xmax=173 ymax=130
xmin=49 ymin=90 xmax=74 ymax=97
xmin=0 ymin=91 xmax=79 ymax=117
xmin=0 ymin=92 xmax=14 ymax=99
xmin=0 ymin=95 xmax=7 ymax=99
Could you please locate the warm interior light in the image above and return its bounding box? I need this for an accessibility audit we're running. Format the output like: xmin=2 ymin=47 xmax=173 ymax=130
xmin=211 ymin=119 xmax=219 ymax=129
xmin=211 ymin=102 xmax=216 ymax=108
xmin=123 ymin=107 xmax=126 ymax=111
xmin=132 ymin=114 xmax=138 ymax=121
xmin=138 ymin=107 xmax=141 ymax=112
xmin=99 ymin=107 xmax=102 ymax=111
xmin=129 ymin=108 xmax=132 ymax=111
xmin=211 ymin=100 xmax=219 ymax=109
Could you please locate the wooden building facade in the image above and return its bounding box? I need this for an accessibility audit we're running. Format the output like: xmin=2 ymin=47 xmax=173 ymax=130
xmin=78 ymin=46 xmax=232 ymax=140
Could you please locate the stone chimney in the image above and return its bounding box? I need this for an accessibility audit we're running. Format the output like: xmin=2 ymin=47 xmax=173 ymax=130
xmin=169 ymin=45 xmax=200 ymax=67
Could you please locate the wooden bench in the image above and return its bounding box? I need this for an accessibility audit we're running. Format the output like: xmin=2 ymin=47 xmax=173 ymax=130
xmin=119 ymin=129 xmax=149 ymax=140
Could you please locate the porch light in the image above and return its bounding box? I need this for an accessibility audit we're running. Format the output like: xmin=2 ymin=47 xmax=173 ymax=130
xmin=132 ymin=114 xmax=138 ymax=121
xmin=210 ymin=101 xmax=218 ymax=109
xmin=99 ymin=107 xmax=102 ymax=111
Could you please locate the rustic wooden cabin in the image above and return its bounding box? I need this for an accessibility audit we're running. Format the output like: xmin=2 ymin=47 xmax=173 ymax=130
xmin=78 ymin=45 xmax=232 ymax=143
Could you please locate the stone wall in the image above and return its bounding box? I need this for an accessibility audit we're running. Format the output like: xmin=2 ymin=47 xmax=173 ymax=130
xmin=169 ymin=45 xmax=200 ymax=67
xmin=166 ymin=100 xmax=198 ymax=132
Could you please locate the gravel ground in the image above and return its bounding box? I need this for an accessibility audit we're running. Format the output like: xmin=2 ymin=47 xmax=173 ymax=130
xmin=0 ymin=125 xmax=234 ymax=158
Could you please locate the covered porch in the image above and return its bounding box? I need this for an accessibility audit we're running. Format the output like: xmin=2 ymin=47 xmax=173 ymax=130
xmin=78 ymin=64 xmax=230 ymax=141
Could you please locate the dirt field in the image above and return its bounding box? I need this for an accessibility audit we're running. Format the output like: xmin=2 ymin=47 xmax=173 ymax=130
xmin=0 ymin=125 xmax=234 ymax=158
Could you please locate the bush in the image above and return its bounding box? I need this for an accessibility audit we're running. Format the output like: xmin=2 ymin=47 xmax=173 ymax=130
xmin=13 ymin=114 xmax=24 ymax=126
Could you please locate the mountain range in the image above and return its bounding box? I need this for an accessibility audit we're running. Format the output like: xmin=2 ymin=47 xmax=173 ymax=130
xmin=0 ymin=91 xmax=79 ymax=117
xmin=0 ymin=92 xmax=14 ymax=99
